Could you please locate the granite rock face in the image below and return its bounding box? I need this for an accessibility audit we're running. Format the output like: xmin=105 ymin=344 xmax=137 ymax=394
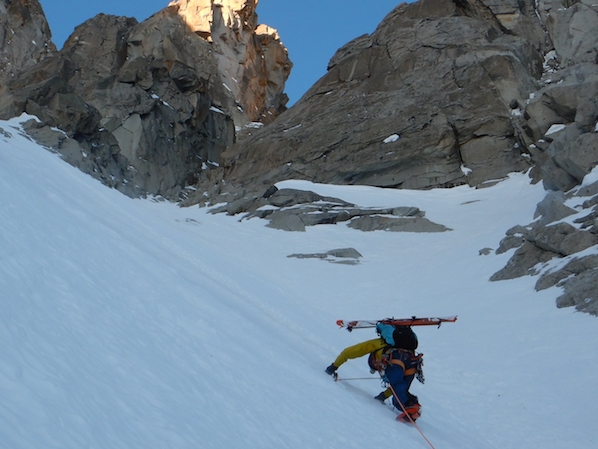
xmin=171 ymin=0 xmax=291 ymax=126
xmin=516 ymin=0 xmax=598 ymax=192
xmin=200 ymin=0 xmax=598 ymax=207
xmin=491 ymin=181 xmax=598 ymax=315
xmin=485 ymin=0 xmax=598 ymax=316
xmin=219 ymin=0 xmax=550 ymax=193
xmin=0 ymin=0 xmax=55 ymax=86
xmin=0 ymin=0 xmax=291 ymax=199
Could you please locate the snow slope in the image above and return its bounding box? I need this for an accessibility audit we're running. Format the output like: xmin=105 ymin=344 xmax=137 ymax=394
xmin=1 ymin=115 xmax=597 ymax=449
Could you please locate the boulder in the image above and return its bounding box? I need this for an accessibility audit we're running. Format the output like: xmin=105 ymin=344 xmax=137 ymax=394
xmin=536 ymin=254 xmax=598 ymax=291
xmin=554 ymin=268 xmax=598 ymax=314
xmin=539 ymin=0 xmax=598 ymax=66
xmin=492 ymin=180 xmax=598 ymax=315
xmin=527 ymin=222 xmax=598 ymax=256
xmin=267 ymin=188 xmax=351 ymax=208
xmin=263 ymin=207 xmax=348 ymax=231
xmin=553 ymin=133 xmax=598 ymax=184
xmin=267 ymin=210 xmax=308 ymax=232
xmin=492 ymin=218 xmax=597 ymax=280
xmin=347 ymin=216 xmax=451 ymax=233
xmin=535 ymin=252 xmax=598 ymax=316
xmin=287 ymin=248 xmax=363 ymax=265
xmin=490 ymin=241 xmax=557 ymax=280
xmin=575 ymin=180 xmax=598 ymax=198
xmin=533 ymin=190 xmax=577 ymax=225
xmin=496 ymin=235 xmax=526 ymax=254
xmin=522 ymin=67 xmax=596 ymax=143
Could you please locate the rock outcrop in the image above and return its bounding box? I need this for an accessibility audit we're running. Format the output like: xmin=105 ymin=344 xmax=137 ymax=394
xmin=515 ymin=1 xmax=598 ymax=192
xmin=483 ymin=0 xmax=598 ymax=316
xmin=0 ymin=0 xmax=291 ymax=199
xmin=491 ymin=181 xmax=598 ymax=315
xmin=207 ymin=186 xmax=450 ymax=233
xmin=216 ymin=0 xmax=550 ymax=196
xmin=0 ymin=0 xmax=55 ymax=85
xmin=172 ymin=0 xmax=291 ymax=126
xmin=189 ymin=0 xmax=598 ymax=210
xmin=287 ymin=248 xmax=363 ymax=265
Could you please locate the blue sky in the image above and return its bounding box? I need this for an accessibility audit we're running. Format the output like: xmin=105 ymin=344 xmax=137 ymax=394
xmin=39 ymin=0 xmax=402 ymax=105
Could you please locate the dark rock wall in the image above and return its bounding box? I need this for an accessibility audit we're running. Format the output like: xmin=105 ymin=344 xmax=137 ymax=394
xmin=0 ymin=0 xmax=56 ymax=85
xmin=488 ymin=1 xmax=598 ymax=317
xmin=217 ymin=0 xmax=598 ymax=202
xmin=0 ymin=0 xmax=290 ymax=200
xmin=519 ymin=0 xmax=598 ymax=192
xmin=219 ymin=0 xmax=551 ymax=192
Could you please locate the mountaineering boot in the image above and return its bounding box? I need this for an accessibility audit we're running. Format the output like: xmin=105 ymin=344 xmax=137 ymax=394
xmin=397 ymin=404 xmax=421 ymax=422
xmin=374 ymin=392 xmax=387 ymax=403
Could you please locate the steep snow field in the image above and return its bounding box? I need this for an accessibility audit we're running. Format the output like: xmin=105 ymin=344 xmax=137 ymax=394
xmin=1 ymin=115 xmax=597 ymax=449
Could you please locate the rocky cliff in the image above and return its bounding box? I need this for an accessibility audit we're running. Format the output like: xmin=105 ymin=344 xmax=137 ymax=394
xmin=211 ymin=0 xmax=597 ymax=198
xmin=217 ymin=0 xmax=542 ymax=193
xmin=0 ymin=0 xmax=291 ymax=199
xmin=489 ymin=0 xmax=598 ymax=316
xmin=0 ymin=0 xmax=55 ymax=85
xmin=173 ymin=0 xmax=291 ymax=125
xmin=185 ymin=0 xmax=598 ymax=316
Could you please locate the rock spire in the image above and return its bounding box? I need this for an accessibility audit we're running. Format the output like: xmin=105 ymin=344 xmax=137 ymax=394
xmin=169 ymin=0 xmax=292 ymax=125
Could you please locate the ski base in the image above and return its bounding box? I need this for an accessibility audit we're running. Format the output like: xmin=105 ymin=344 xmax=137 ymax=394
xmin=336 ymin=316 xmax=457 ymax=331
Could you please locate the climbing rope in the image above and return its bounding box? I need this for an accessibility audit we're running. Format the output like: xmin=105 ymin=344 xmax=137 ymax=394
xmin=334 ymin=373 xmax=437 ymax=449
xmin=387 ymin=383 xmax=437 ymax=449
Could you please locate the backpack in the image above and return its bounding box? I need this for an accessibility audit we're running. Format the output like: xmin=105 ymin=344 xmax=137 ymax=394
xmin=376 ymin=322 xmax=418 ymax=350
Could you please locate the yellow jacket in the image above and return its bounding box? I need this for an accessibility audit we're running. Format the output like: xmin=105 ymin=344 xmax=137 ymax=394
xmin=333 ymin=337 xmax=393 ymax=398
xmin=333 ymin=337 xmax=388 ymax=368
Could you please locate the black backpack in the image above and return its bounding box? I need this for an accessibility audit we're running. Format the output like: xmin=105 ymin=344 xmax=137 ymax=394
xmin=377 ymin=323 xmax=418 ymax=350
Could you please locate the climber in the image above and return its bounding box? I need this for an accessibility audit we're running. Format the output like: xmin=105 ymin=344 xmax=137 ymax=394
xmin=325 ymin=323 xmax=423 ymax=421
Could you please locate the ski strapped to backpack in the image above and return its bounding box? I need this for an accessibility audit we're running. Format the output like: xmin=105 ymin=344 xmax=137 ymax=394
xmin=336 ymin=316 xmax=457 ymax=332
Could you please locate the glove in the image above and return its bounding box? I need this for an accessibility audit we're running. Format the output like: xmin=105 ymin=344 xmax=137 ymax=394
xmin=325 ymin=364 xmax=337 ymax=375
